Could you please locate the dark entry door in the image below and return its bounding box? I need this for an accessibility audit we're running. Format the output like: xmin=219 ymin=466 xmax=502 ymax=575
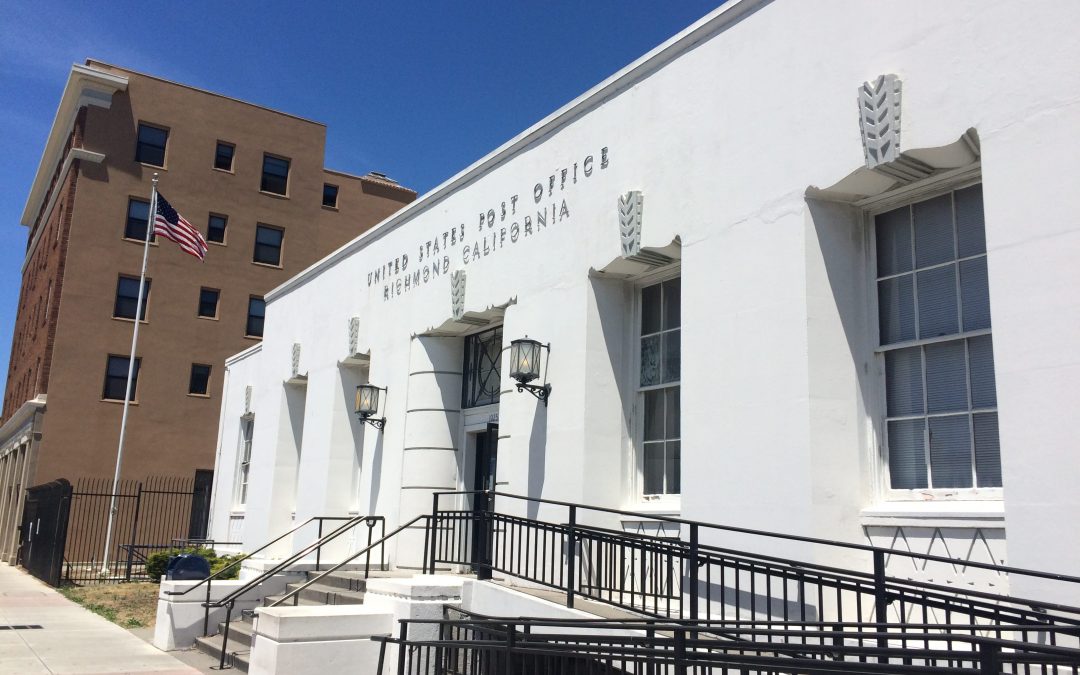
xmin=18 ymin=479 xmax=73 ymax=587
xmin=471 ymin=424 xmax=498 ymax=570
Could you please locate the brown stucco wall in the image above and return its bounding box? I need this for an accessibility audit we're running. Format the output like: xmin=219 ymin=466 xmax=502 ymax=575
xmin=9 ymin=63 xmax=414 ymax=485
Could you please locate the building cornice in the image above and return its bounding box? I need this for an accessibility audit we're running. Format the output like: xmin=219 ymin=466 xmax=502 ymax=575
xmin=0 ymin=396 xmax=46 ymax=451
xmin=19 ymin=64 xmax=127 ymax=230
xmin=21 ymin=148 xmax=105 ymax=273
xmin=264 ymin=0 xmax=769 ymax=303
xmin=225 ymin=342 xmax=263 ymax=367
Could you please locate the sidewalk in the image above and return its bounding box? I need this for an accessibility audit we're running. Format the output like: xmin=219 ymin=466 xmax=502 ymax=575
xmin=0 ymin=563 xmax=200 ymax=675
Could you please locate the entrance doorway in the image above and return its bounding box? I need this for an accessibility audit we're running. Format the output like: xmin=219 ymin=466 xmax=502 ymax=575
xmin=471 ymin=423 xmax=498 ymax=569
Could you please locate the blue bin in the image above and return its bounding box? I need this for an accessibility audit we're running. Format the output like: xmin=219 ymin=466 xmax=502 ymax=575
xmin=165 ymin=553 xmax=211 ymax=580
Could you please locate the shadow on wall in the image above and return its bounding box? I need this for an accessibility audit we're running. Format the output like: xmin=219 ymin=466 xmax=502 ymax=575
xmin=526 ymin=403 xmax=548 ymax=520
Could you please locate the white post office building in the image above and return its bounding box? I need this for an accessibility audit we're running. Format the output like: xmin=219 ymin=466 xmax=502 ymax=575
xmin=204 ymin=0 xmax=1080 ymax=629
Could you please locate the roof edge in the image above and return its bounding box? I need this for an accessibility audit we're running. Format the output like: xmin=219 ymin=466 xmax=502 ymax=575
xmin=19 ymin=64 xmax=128 ymax=228
xmin=265 ymin=0 xmax=770 ymax=303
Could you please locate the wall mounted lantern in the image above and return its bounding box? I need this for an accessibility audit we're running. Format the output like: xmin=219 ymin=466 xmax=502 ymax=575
xmin=509 ymin=337 xmax=551 ymax=406
xmin=355 ymin=384 xmax=387 ymax=429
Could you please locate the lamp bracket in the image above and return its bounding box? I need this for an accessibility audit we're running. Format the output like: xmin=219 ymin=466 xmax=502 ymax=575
xmin=359 ymin=416 xmax=386 ymax=430
xmin=515 ymin=382 xmax=552 ymax=406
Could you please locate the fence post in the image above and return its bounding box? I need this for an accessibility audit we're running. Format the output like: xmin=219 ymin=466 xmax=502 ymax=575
xmin=124 ymin=483 xmax=144 ymax=582
xmin=315 ymin=519 xmax=323 ymax=572
xmin=428 ymin=493 xmax=439 ymax=574
xmin=873 ymin=548 xmax=889 ymax=661
xmin=978 ymin=642 xmax=1001 ymax=674
xmin=673 ymin=627 xmax=688 ymax=675
xmin=688 ymin=523 xmax=699 ymax=621
xmin=477 ymin=492 xmax=493 ymax=581
xmin=396 ymin=621 xmax=408 ymax=675
xmin=566 ymin=504 xmax=576 ymax=609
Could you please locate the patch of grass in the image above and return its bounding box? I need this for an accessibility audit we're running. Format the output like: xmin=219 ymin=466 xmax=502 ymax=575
xmin=59 ymin=582 xmax=158 ymax=629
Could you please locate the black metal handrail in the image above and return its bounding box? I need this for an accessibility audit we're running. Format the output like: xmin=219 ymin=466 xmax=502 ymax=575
xmin=425 ymin=491 xmax=1080 ymax=649
xmin=268 ymin=515 xmax=427 ymax=607
xmin=374 ymin=608 xmax=1080 ymax=675
xmin=199 ymin=514 xmax=383 ymax=670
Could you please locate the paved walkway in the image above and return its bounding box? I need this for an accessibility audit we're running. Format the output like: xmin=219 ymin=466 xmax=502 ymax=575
xmin=0 ymin=563 xmax=199 ymax=675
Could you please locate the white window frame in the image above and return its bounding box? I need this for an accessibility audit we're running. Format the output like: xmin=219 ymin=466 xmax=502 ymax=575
xmin=233 ymin=414 xmax=254 ymax=508
xmin=629 ymin=266 xmax=682 ymax=510
xmin=864 ymin=175 xmax=1002 ymax=503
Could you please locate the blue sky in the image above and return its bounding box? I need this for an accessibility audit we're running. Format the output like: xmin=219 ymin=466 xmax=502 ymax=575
xmin=0 ymin=0 xmax=722 ymax=384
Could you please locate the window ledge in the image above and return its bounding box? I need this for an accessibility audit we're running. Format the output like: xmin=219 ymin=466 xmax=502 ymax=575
xmin=187 ymin=393 xmax=211 ymax=399
xmin=229 ymin=508 xmax=246 ymax=516
xmin=258 ymin=190 xmax=289 ymax=200
xmin=137 ymin=162 xmax=167 ymax=171
xmin=322 ymin=205 xmax=339 ymax=211
xmin=212 ymin=167 xmax=234 ymax=175
xmin=252 ymin=261 xmax=283 ymax=270
xmin=208 ymin=240 xmax=227 ymax=247
xmin=243 ymin=334 xmax=263 ymax=341
xmin=123 ymin=237 xmax=159 ymax=246
xmin=101 ymin=398 xmax=138 ymax=406
xmin=196 ymin=315 xmax=219 ymax=321
xmin=861 ymin=501 xmax=1005 ymax=529
xmin=112 ymin=317 xmax=149 ymax=325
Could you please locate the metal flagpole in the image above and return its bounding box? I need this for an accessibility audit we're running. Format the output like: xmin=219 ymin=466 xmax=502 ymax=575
xmin=101 ymin=173 xmax=158 ymax=575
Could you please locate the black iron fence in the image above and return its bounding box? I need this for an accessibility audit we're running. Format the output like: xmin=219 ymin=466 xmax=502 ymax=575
xmin=376 ymin=608 xmax=1080 ymax=675
xmin=14 ymin=473 xmax=214 ymax=585
xmin=426 ymin=492 xmax=1080 ymax=652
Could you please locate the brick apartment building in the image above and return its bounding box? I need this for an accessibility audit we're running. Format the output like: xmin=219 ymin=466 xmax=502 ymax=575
xmin=0 ymin=61 xmax=415 ymax=561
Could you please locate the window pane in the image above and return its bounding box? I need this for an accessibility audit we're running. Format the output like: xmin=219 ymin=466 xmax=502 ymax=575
xmin=955 ymin=184 xmax=986 ymax=258
xmin=929 ymin=415 xmax=972 ymax=488
xmin=973 ymin=412 xmax=1001 ymax=487
xmin=247 ymin=297 xmax=265 ymax=337
xmin=126 ymin=199 xmax=153 ymax=241
xmin=215 ymin=143 xmax=234 ymax=171
xmin=643 ymin=443 xmax=664 ymax=494
xmin=885 ymin=347 xmax=924 ymax=416
xmin=254 ymin=226 xmax=283 ymax=265
xmin=875 ymin=206 xmax=912 ymax=276
xmin=878 ymin=275 xmax=915 ymax=344
xmin=641 ymin=284 xmax=661 ymax=335
xmin=207 ymin=215 xmax=227 ymax=243
xmin=960 ymin=257 xmax=991 ymax=331
xmin=888 ymin=418 xmax=927 ymax=489
xmin=914 ymin=194 xmax=954 ymax=268
xmin=198 ymin=289 xmax=219 ymax=317
xmin=114 ymin=277 xmax=149 ymax=320
xmin=666 ymin=441 xmax=681 ymax=494
xmin=261 ymin=155 xmax=289 ymax=194
xmin=104 ymin=356 xmax=139 ymax=401
xmin=968 ymin=334 xmax=997 ymax=408
xmin=189 ymin=364 xmax=211 ymax=395
xmin=924 ymin=340 xmax=968 ymax=414
xmin=662 ymin=329 xmax=680 ymax=384
xmin=665 ymin=387 xmax=680 ymax=439
xmin=323 ymin=184 xmax=338 ymax=207
xmin=136 ymin=124 xmax=167 ymax=166
xmin=917 ymin=264 xmax=959 ymax=338
xmin=643 ymin=390 xmax=664 ymax=441
xmin=662 ymin=278 xmax=681 ymax=330
xmin=640 ymin=335 xmax=660 ymax=386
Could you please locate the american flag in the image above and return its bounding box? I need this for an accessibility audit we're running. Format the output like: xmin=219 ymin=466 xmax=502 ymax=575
xmin=154 ymin=193 xmax=208 ymax=261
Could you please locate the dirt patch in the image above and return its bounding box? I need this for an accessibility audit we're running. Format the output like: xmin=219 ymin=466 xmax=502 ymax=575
xmin=59 ymin=583 xmax=159 ymax=629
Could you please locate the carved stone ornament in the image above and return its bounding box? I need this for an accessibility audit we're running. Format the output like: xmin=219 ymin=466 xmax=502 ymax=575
xmin=618 ymin=191 xmax=644 ymax=258
xmin=348 ymin=317 xmax=359 ymax=355
xmin=244 ymin=386 xmax=252 ymax=414
xmin=291 ymin=343 xmax=301 ymax=379
xmin=451 ymin=270 xmax=466 ymax=321
xmin=858 ymin=74 xmax=902 ymax=169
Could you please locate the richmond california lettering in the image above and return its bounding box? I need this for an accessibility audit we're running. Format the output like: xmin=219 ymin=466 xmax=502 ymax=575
xmin=367 ymin=146 xmax=609 ymax=301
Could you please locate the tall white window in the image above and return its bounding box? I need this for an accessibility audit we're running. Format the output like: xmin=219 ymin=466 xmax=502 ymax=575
xmin=638 ymin=277 xmax=680 ymax=496
xmin=234 ymin=416 xmax=254 ymax=506
xmin=875 ymin=184 xmax=1000 ymax=491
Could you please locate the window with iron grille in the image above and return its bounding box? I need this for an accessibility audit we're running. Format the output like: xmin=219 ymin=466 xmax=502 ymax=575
xmin=462 ymin=326 xmax=503 ymax=409
xmin=875 ymin=184 xmax=1000 ymax=490
xmin=235 ymin=417 xmax=254 ymax=506
xmin=638 ymin=278 xmax=680 ymax=496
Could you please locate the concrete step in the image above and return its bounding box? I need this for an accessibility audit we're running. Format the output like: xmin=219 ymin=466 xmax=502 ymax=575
xmin=194 ymin=632 xmax=250 ymax=672
xmin=214 ymin=617 xmax=256 ymax=649
xmin=268 ymin=582 xmax=366 ymax=607
xmin=262 ymin=593 xmax=324 ymax=607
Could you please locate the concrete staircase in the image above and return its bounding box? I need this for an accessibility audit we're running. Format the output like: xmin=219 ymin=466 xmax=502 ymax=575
xmin=194 ymin=570 xmax=401 ymax=672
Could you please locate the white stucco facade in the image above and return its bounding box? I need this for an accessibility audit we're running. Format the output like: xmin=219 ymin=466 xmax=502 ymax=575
xmin=207 ymin=0 xmax=1080 ymax=605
